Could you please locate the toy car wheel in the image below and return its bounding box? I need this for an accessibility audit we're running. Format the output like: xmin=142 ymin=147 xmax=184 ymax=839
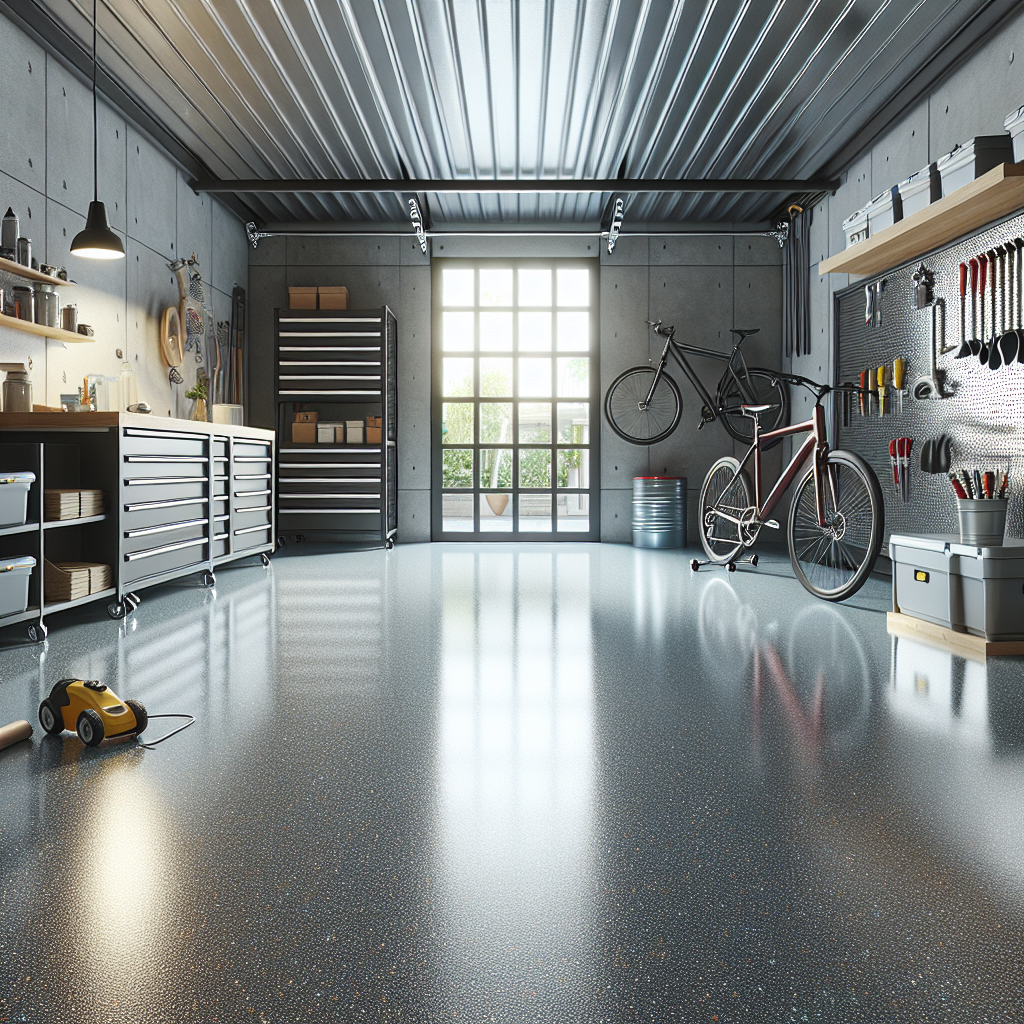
xmin=77 ymin=709 xmax=105 ymax=746
xmin=39 ymin=700 xmax=63 ymax=735
xmin=125 ymin=699 xmax=148 ymax=736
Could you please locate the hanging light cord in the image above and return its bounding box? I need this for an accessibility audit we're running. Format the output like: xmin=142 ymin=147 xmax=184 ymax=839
xmin=92 ymin=0 xmax=98 ymax=203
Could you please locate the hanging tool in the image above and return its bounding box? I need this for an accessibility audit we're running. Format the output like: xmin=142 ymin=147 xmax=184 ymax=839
xmin=913 ymin=264 xmax=933 ymax=309
xmin=911 ymin=300 xmax=946 ymax=400
xmin=859 ymin=370 xmax=867 ymax=416
xmin=998 ymin=470 xmax=1009 ymax=498
xmin=877 ymin=365 xmax=888 ymax=417
xmin=999 ymin=240 xmax=1023 ymax=365
xmin=875 ymin=278 xmax=887 ymax=327
xmin=954 ymin=262 xmax=971 ymax=357
xmin=864 ymin=283 xmax=875 ymax=326
xmin=867 ymin=365 xmax=878 ymax=414
xmin=899 ymin=438 xmax=913 ymax=502
xmin=893 ymin=357 xmax=906 ymax=414
xmin=949 ymin=473 xmax=968 ymax=499
xmin=888 ymin=440 xmax=899 ymax=494
xmin=989 ymin=246 xmax=1006 ymax=370
xmin=960 ymin=470 xmax=974 ymax=499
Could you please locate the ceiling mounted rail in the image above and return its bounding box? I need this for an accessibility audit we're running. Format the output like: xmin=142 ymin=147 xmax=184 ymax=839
xmin=196 ymin=177 xmax=839 ymax=196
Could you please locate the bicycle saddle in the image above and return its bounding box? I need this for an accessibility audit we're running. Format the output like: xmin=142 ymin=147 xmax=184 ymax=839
xmin=730 ymin=328 xmax=760 ymax=343
xmin=740 ymin=403 xmax=777 ymax=417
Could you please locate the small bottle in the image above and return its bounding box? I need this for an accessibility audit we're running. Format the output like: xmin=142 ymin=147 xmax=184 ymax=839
xmin=119 ymin=361 xmax=138 ymax=412
xmin=1 ymin=207 xmax=17 ymax=252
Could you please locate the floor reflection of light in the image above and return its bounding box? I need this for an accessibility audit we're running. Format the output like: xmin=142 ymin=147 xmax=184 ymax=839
xmin=436 ymin=547 xmax=595 ymax=1006
xmin=71 ymin=763 xmax=173 ymax=1012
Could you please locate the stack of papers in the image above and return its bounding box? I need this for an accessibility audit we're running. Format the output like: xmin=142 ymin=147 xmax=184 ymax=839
xmin=45 ymin=561 xmax=112 ymax=604
xmin=44 ymin=489 xmax=105 ymax=521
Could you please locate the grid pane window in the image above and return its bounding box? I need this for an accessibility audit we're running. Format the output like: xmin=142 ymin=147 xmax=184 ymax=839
xmin=434 ymin=260 xmax=596 ymax=538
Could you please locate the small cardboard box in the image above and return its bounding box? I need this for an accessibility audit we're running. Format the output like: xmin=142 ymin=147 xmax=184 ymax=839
xmin=366 ymin=415 xmax=382 ymax=428
xmin=318 ymin=286 xmax=349 ymax=310
xmin=292 ymin=422 xmax=317 ymax=444
xmin=317 ymin=423 xmax=337 ymax=443
xmin=366 ymin=426 xmax=382 ymax=444
xmin=346 ymin=420 xmax=364 ymax=444
xmin=294 ymin=410 xmax=318 ymax=423
xmin=288 ymin=286 xmax=318 ymax=309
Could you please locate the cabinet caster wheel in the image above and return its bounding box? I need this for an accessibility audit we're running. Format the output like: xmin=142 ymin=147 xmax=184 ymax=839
xmin=201 ymin=571 xmax=216 ymax=588
xmin=276 ymin=536 xmax=286 ymax=550
xmin=260 ymin=552 xmax=271 ymax=567
xmin=727 ymin=561 xmax=737 ymax=572
xmin=107 ymin=601 xmax=127 ymax=620
xmin=26 ymin=623 xmax=47 ymax=643
xmin=690 ymin=559 xmax=699 ymax=572
xmin=749 ymin=554 xmax=759 ymax=568
xmin=385 ymin=538 xmax=395 ymax=550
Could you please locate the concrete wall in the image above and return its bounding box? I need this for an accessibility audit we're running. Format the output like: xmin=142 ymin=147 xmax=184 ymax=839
xmin=794 ymin=6 xmax=1024 ymax=406
xmin=0 ymin=13 xmax=248 ymax=417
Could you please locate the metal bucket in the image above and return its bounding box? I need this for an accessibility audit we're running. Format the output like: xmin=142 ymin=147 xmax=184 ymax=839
xmin=957 ymin=498 xmax=1007 ymax=546
xmin=632 ymin=477 xmax=685 ymax=548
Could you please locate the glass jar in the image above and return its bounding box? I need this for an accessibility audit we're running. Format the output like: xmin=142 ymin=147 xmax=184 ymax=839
xmin=12 ymin=285 xmax=33 ymax=322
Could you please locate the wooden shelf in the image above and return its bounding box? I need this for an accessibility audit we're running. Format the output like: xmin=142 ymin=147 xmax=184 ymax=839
xmin=43 ymin=514 xmax=108 ymax=530
xmin=0 ymin=311 xmax=94 ymax=344
xmin=0 ymin=521 xmax=38 ymax=537
xmin=0 ymin=255 xmax=72 ymax=286
xmin=44 ymin=587 xmax=116 ymax=615
xmin=820 ymin=162 xmax=1024 ymax=276
xmin=887 ymin=610 xmax=1024 ymax=662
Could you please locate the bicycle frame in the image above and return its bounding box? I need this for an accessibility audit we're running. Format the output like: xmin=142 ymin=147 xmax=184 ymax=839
xmin=722 ymin=401 xmax=829 ymax=528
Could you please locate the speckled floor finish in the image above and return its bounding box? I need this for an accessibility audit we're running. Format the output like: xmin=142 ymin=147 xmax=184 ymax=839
xmin=1 ymin=543 xmax=1023 ymax=1023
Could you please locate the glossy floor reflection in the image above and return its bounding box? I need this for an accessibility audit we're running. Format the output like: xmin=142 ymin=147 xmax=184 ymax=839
xmin=1 ymin=544 xmax=1023 ymax=1022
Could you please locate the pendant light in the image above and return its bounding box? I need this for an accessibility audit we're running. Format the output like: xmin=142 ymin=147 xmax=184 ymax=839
xmin=70 ymin=0 xmax=124 ymax=259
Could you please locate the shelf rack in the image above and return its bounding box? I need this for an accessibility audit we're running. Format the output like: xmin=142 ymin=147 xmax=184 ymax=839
xmin=819 ymin=162 xmax=1024 ymax=276
xmin=0 ymin=254 xmax=93 ymax=343
xmin=0 ymin=255 xmax=73 ymax=286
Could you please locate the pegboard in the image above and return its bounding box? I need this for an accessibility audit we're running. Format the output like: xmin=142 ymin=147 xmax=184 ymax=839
xmin=835 ymin=206 xmax=1024 ymax=545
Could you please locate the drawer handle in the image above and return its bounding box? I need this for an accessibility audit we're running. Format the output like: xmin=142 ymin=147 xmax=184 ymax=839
xmin=124 ymin=428 xmax=208 ymax=441
xmin=234 ymin=492 xmax=272 ymax=501
xmin=234 ymin=473 xmax=271 ymax=480
xmin=124 ymin=537 xmax=208 ymax=562
xmin=234 ymin=523 xmax=272 ymax=536
xmin=234 ymin=456 xmax=271 ymax=463
xmin=124 ymin=497 xmax=209 ymax=512
xmin=124 ymin=517 xmax=207 ymax=539
xmin=284 ymin=493 xmax=378 ymax=499
xmin=213 ymin=532 xmax=228 ymax=541
xmin=279 ymin=360 xmax=380 ymax=366
xmin=124 ymin=455 xmax=209 ymax=464
xmin=279 ymin=508 xmax=380 ymax=515
xmin=124 ymin=476 xmax=207 ymax=486
xmin=235 ymin=504 xmax=273 ymax=514
xmin=279 ymin=477 xmax=381 ymax=484
xmin=279 ymin=390 xmax=380 ymax=396
xmin=279 ymin=375 xmax=381 ymax=381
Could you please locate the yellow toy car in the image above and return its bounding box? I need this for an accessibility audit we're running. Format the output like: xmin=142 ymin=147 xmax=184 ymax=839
xmin=38 ymin=678 xmax=148 ymax=746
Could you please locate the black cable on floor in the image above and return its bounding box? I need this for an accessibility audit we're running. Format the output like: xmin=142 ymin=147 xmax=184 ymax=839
xmin=136 ymin=714 xmax=195 ymax=748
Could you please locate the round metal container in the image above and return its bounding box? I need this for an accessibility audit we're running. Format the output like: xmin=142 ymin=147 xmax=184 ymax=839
xmin=632 ymin=476 xmax=685 ymax=548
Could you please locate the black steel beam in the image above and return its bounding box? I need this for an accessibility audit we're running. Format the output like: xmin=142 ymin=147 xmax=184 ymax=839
xmin=192 ymin=177 xmax=841 ymax=196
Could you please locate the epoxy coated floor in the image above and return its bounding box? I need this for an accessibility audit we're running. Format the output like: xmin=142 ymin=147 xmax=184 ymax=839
xmin=1 ymin=543 xmax=1023 ymax=1023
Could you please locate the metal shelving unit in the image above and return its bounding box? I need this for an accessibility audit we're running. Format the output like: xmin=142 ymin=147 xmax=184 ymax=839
xmin=274 ymin=307 xmax=398 ymax=548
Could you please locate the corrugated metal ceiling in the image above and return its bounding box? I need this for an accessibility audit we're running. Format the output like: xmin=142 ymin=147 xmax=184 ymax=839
xmin=26 ymin=0 xmax=1017 ymax=226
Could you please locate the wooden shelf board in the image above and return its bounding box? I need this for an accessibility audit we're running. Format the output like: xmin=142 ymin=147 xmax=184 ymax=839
xmin=44 ymin=587 xmax=116 ymax=615
xmin=820 ymin=162 xmax=1024 ymax=276
xmin=0 ymin=521 xmax=38 ymax=537
xmin=43 ymin=514 xmax=108 ymax=530
xmin=887 ymin=610 xmax=1024 ymax=663
xmin=0 ymin=255 xmax=73 ymax=286
xmin=0 ymin=311 xmax=93 ymax=344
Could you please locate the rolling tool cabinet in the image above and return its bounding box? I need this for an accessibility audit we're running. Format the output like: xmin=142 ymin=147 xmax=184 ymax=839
xmin=0 ymin=413 xmax=275 ymax=632
xmin=274 ymin=307 xmax=398 ymax=548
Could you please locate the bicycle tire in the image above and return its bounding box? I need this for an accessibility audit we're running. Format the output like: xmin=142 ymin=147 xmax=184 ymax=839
xmin=787 ymin=449 xmax=883 ymax=602
xmin=698 ymin=457 xmax=753 ymax=564
xmin=604 ymin=366 xmax=682 ymax=445
xmin=718 ymin=369 xmax=789 ymax=444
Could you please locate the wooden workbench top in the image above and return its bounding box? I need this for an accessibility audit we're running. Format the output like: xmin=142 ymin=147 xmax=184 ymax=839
xmin=0 ymin=411 xmax=274 ymax=439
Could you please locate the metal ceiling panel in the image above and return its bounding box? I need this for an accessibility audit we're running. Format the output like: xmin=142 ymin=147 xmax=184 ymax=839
xmin=21 ymin=0 xmax=1020 ymax=226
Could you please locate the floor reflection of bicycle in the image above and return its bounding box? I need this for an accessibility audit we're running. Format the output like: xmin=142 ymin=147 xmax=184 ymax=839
xmin=698 ymin=580 xmax=872 ymax=753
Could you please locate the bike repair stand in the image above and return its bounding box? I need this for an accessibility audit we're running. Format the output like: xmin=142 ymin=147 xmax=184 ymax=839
xmin=690 ymin=553 xmax=759 ymax=574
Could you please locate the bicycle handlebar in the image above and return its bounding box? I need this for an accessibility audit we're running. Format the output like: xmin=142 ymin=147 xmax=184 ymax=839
xmin=772 ymin=372 xmax=868 ymax=402
xmin=645 ymin=319 xmax=675 ymax=339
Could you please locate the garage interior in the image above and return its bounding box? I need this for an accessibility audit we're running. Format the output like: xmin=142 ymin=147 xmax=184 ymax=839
xmin=1 ymin=2 xmax=1024 ymax=1020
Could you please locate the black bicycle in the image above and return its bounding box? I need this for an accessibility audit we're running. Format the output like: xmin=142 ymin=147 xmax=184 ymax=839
xmin=604 ymin=319 xmax=790 ymax=446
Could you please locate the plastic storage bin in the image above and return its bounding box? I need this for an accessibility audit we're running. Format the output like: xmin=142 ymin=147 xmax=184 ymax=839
xmin=0 ymin=471 xmax=36 ymax=527
xmin=841 ymin=207 xmax=868 ymax=249
xmin=0 ymin=555 xmax=36 ymax=618
xmin=890 ymin=533 xmax=1024 ymax=640
xmin=1005 ymin=105 xmax=1024 ymax=163
xmin=936 ymin=135 xmax=1014 ymax=196
xmin=897 ymin=163 xmax=941 ymax=218
xmin=863 ymin=188 xmax=896 ymax=235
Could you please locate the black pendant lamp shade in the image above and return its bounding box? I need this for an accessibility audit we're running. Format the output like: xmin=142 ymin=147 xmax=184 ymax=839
xmin=71 ymin=0 xmax=124 ymax=260
xmin=71 ymin=200 xmax=124 ymax=259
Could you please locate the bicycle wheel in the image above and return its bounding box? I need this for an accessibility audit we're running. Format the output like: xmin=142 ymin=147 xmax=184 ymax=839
xmin=787 ymin=449 xmax=883 ymax=602
xmin=699 ymin=457 xmax=753 ymax=564
xmin=718 ymin=369 xmax=789 ymax=444
xmin=604 ymin=367 xmax=682 ymax=445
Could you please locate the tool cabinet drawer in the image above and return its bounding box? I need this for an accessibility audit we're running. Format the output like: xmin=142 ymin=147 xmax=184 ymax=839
xmin=122 ymin=430 xmax=207 ymax=459
xmin=121 ymin=536 xmax=208 ymax=584
xmin=212 ymin=474 xmax=229 ymax=497
xmin=232 ymin=487 xmax=272 ymax=511
xmin=232 ymin=521 xmax=273 ymax=551
xmin=122 ymin=496 xmax=209 ymax=532
xmin=278 ymin=446 xmax=381 ymax=468
xmin=123 ymin=458 xmax=209 ymax=481
xmin=212 ymin=437 xmax=229 ymax=459
xmin=235 ymin=439 xmax=273 ymax=460
xmin=277 ymin=508 xmax=380 ymax=533
xmin=212 ymin=534 xmax=230 ymax=560
xmin=121 ymin=476 xmax=207 ymax=506
xmin=122 ymin=517 xmax=208 ymax=555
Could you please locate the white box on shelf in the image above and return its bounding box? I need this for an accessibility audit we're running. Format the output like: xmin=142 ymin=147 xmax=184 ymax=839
xmin=842 ymin=207 xmax=868 ymax=249
xmin=1005 ymin=105 xmax=1024 ymax=163
xmin=936 ymin=135 xmax=1014 ymax=196
xmin=897 ymin=163 xmax=940 ymax=219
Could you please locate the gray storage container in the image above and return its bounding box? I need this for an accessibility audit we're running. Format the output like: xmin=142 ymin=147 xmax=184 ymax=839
xmin=1005 ymin=105 xmax=1024 ymax=163
xmin=863 ymin=188 xmax=896 ymax=236
xmin=841 ymin=207 xmax=868 ymax=249
xmin=890 ymin=533 xmax=1024 ymax=640
xmin=897 ymin=163 xmax=941 ymax=218
xmin=632 ymin=477 xmax=685 ymax=548
xmin=0 ymin=555 xmax=36 ymax=618
xmin=0 ymin=471 xmax=36 ymax=527
xmin=936 ymin=135 xmax=1014 ymax=196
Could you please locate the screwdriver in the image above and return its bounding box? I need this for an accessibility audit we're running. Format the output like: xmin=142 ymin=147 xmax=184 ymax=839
xmin=859 ymin=370 xmax=867 ymax=416
xmin=877 ymin=365 xmax=888 ymax=417
xmin=893 ymin=357 xmax=906 ymax=415
xmin=867 ymin=367 xmax=878 ymax=416
xmin=949 ymin=472 xmax=968 ymax=499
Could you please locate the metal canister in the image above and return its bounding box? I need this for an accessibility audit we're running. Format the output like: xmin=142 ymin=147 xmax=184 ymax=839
xmin=61 ymin=304 xmax=78 ymax=332
xmin=1 ymin=208 xmax=17 ymax=251
xmin=12 ymin=285 xmax=34 ymax=323
xmin=2 ymin=369 xmax=32 ymax=413
xmin=632 ymin=476 xmax=686 ymax=548
xmin=33 ymin=283 xmax=58 ymax=327
xmin=16 ymin=237 xmax=31 ymax=267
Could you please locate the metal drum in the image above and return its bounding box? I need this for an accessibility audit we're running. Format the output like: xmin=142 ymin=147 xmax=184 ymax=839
xmin=632 ymin=476 xmax=685 ymax=548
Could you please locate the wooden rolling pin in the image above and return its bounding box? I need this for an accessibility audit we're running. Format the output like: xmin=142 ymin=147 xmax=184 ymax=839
xmin=0 ymin=720 xmax=33 ymax=750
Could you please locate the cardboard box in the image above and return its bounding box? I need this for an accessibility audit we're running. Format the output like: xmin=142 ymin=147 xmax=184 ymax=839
xmin=288 ymin=286 xmax=318 ymax=309
xmin=366 ymin=415 xmax=382 ymax=428
xmin=294 ymin=411 xmax=318 ymax=423
xmin=291 ymin=422 xmax=316 ymax=444
xmin=346 ymin=421 xmax=364 ymax=444
xmin=366 ymin=427 xmax=382 ymax=444
xmin=334 ymin=426 xmax=346 ymax=443
xmin=317 ymin=423 xmax=337 ymax=443
xmin=318 ymin=286 xmax=349 ymax=310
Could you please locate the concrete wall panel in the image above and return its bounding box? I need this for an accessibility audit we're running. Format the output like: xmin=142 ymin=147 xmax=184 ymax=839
xmin=126 ymin=128 xmax=176 ymax=259
xmin=600 ymin=488 xmax=632 ymax=543
xmin=397 ymin=488 xmax=430 ymax=543
xmin=211 ymin=200 xmax=249 ymax=296
xmin=395 ymin=265 xmax=431 ymax=492
xmin=829 ymin=153 xmax=872 ymax=259
xmin=650 ymin=235 xmax=733 ymax=266
xmin=0 ymin=31 xmax=46 ymax=193
xmin=176 ymin=171 xmax=213 ymax=271
xmin=286 ymin=235 xmax=401 ymax=267
xmin=97 ymin=103 xmax=128 ymax=234
xmin=870 ymin=106 xmax=929 ymax=196
xmin=247 ymin=265 xmax=287 ymax=429
xmin=735 ymin=235 xmax=784 ymax=267
xmin=46 ymin=63 xmax=93 ymax=218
